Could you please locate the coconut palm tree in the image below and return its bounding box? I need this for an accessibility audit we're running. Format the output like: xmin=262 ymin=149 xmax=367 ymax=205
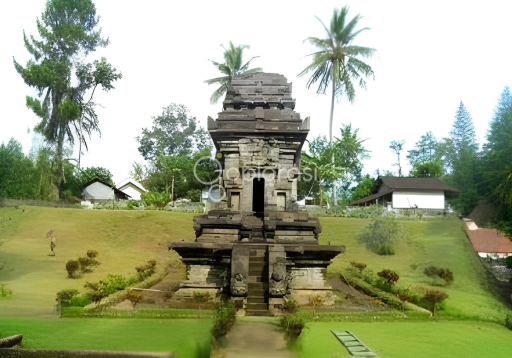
xmin=204 ymin=41 xmax=262 ymax=104
xmin=299 ymin=7 xmax=376 ymax=207
xmin=298 ymin=7 xmax=376 ymax=145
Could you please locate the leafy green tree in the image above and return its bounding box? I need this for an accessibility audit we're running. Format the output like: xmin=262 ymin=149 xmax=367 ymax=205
xmin=407 ymin=131 xmax=440 ymax=165
xmin=301 ymin=136 xmax=345 ymax=206
xmin=332 ymin=124 xmax=370 ymax=200
xmin=204 ymin=41 xmax=262 ymax=104
xmin=13 ymin=0 xmax=121 ymax=185
xmin=0 ymin=139 xmax=37 ymax=199
xmin=350 ymin=174 xmax=375 ymax=202
xmin=409 ymin=160 xmax=444 ymax=178
xmin=389 ymin=140 xmax=406 ymax=177
xmin=136 ymin=103 xmax=210 ymax=161
xmin=299 ymin=7 xmax=376 ymax=148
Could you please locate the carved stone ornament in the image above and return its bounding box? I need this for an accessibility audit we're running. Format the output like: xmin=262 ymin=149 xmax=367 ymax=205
xmin=231 ymin=273 xmax=247 ymax=296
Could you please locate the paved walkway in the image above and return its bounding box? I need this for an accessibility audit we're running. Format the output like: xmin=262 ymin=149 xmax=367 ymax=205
xmin=212 ymin=319 xmax=299 ymax=358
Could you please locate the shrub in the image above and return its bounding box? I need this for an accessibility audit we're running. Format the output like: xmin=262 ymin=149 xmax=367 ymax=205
xmin=0 ymin=283 xmax=13 ymax=299
xmin=135 ymin=259 xmax=157 ymax=280
xmin=126 ymin=200 xmax=139 ymax=210
xmin=437 ymin=268 xmax=454 ymax=285
xmin=423 ymin=265 xmax=438 ymax=277
xmin=283 ymin=298 xmax=299 ymax=314
xmin=505 ymin=314 xmax=512 ymax=331
xmin=417 ymin=211 xmax=424 ymax=220
xmin=377 ymin=243 xmax=395 ymax=255
xmin=99 ymin=274 xmax=128 ymax=296
xmin=346 ymin=204 xmax=385 ymax=218
xmin=56 ymin=289 xmax=80 ymax=305
xmin=126 ymin=290 xmax=144 ymax=308
xmin=280 ymin=309 xmax=309 ymax=339
xmin=397 ymin=293 xmax=409 ymax=312
xmin=350 ymin=261 xmax=367 ymax=273
xmin=505 ymin=256 xmax=512 ymax=269
xmin=410 ymin=263 xmax=418 ymax=270
xmin=308 ymin=294 xmax=324 ymax=317
xmin=358 ymin=217 xmax=402 ymax=254
xmin=211 ymin=299 xmax=236 ymax=339
xmin=422 ymin=288 xmax=449 ymax=316
xmin=377 ymin=269 xmax=399 ymax=285
xmin=66 ymin=260 xmax=80 ymax=278
xmin=141 ymin=191 xmax=171 ymax=209
xmin=69 ymin=293 xmax=93 ymax=307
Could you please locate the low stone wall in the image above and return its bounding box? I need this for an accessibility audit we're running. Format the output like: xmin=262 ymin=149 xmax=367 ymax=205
xmin=0 ymin=349 xmax=174 ymax=358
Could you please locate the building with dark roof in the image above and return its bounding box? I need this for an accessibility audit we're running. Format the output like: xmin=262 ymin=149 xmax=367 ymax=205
xmin=349 ymin=177 xmax=460 ymax=210
xmin=81 ymin=178 xmax=131 ymax=202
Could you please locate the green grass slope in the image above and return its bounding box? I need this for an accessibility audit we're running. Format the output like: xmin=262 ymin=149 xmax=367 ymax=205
xmin=0 ymin=317 xmax=211 ymax=358
xmin=0 ymin=206 xmax=197 ymax=316
xmin=293 ymin=321 xmax=512 ymax=358
xmin=321 ymin=217 xmax=511 ymax=322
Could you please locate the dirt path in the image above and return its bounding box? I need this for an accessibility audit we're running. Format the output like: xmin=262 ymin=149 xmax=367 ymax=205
xmin=212 ymin=319 xmax=299 ymax=358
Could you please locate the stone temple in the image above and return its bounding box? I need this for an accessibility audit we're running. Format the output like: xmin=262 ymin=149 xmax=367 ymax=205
xmin=169 ymin=72 xmax=345 ymax=316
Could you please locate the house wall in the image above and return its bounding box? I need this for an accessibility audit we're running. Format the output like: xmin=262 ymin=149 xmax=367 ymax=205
xmin=392 ymin=190 xmax=445 ymax=209
xmin=82 ymin=182 xmax=114 ymax=201
xmin=119 ymin=184 xmax=143 ymax=200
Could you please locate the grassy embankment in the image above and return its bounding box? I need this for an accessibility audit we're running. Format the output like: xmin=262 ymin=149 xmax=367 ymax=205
xmin=320 ymin=217 xmax=511 ymax=322
xmin=1 ymin=206 xmax=511 ymax=357
xmin=0 ymin=317 xmax=211 ymax=358
xmin=0 ymin=206 xmax=197 ymax=316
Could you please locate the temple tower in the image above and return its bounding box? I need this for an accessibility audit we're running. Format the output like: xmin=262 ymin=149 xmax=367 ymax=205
xmin=170 ymin=73 xmax=344 ymax=316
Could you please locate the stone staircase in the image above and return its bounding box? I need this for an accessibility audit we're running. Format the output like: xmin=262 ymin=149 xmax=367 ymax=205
xmin=246 ymin=246 xmax=269 ymax=316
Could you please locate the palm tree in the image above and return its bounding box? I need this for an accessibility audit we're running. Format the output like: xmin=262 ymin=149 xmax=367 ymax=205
xmin=204 ymin=41 xmax=262 ymax=104
xmin=298 ymin=6 xmax=376 ymax=207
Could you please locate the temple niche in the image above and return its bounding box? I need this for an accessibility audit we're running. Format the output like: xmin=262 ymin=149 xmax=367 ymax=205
xmin=169 ymin=72 xmax=344 ymax=316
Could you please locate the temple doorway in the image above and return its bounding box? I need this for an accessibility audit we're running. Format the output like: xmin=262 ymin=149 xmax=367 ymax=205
xmin=252 ymin=178 xmax=265 ymax=215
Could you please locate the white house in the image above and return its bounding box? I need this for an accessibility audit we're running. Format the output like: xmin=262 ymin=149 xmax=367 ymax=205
xmin=349 ymin=177 xmax=460 ymax=210
xmin=116 ymin=178 xmax=147 ymax=200
xmin=81 ymin=178 xmax=131 ymax=202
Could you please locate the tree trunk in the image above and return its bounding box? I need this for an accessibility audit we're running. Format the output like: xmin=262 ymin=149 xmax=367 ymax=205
xmin=330 ymin=74 xmax=337 ymax=209
xmin=198 ymin=304 xmax=201 ymax=319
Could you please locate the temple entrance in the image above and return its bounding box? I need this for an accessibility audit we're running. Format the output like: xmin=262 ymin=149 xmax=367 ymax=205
xmin=252 ymin=178 xmax=265 ymax=215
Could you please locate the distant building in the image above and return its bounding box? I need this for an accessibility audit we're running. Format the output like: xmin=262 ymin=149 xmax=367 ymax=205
xmin=463 ymin=218 xmax=512 ymax=258
xmin=116 ymin=179 xmax=147 ymax=200
xmin=81 ymin=178 xmax=131 ymax=202
xmin=349 ymin=177 xmax=460 ymax=210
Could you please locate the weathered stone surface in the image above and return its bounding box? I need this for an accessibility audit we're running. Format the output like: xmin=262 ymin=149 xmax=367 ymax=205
xmin=0 ymin=335 xmax=22 ymax=348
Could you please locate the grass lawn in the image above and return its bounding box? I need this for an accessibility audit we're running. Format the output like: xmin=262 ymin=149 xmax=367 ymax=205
xmin=320 ymin=217 xmax=511 ymax=322
xmin=293 ymin=321 xmax=512 ymax=358
xmin=0 ymin=206 xmax=197 ymax=316
xmin=0 ymin=317 xmax=211 ymax=358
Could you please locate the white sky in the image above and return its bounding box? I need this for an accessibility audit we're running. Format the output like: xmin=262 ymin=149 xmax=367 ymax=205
xmin=2 ymin=0 xmax=512 ymax=184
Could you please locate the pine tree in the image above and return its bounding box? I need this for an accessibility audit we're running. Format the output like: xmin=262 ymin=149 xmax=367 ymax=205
xmin=445 ymin=102 xmax=478 ymax=215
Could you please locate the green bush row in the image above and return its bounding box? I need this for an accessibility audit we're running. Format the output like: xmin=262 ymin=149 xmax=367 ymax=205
xmin=62 ymin=307 xmax=215 ymax=318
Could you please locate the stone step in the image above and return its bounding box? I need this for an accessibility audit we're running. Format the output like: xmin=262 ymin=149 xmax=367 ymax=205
xmin=248 ymin=282 xmax=264 ymax=289
xmin=249 ymin=269 xmax=265 ymax=276
xmin=248 ymin=276 xmax=263 ymax=283
xmin=249 ymin=256 xmax=266 ymax=262
xmin=245 ymin=310 xmax=270 ymax=317
xmin=247 ymin=296 xmax=266 ymax=304
xmin=247 ymin=303 xmax=268 ymax=310
xmin=248 ymin=261 xmax=266 ymax=270
xmin=248 ymin=288 xmax=265 ymax=296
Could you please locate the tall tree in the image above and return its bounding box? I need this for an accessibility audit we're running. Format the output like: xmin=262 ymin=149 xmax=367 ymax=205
xmin=204 ymin=41 xmax=262 ymax=104
xmin=136 ymin=104 xmax=211 ymax=161
xmin=389 ymin=140 xmax=405 ymax=177
xmin=298 ymin=7 xmax=375 ymax=206
xmin=13 ymin=0 xmax=121 ymax=185
xmin=298 ymin=7 xmax=376 ymax=147
xmin=443 ymin=102 xmax=478 ymax=215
